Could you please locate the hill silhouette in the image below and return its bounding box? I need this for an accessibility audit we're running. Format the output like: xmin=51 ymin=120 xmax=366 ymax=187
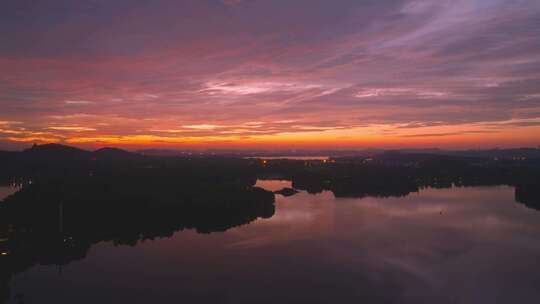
xmin=94 ymin=147 xmax=145 ymax=161
xmin=24 ymin=143 xmax=91 ymax=160
xmin=21 ymin=143 xmax=142 ymax=161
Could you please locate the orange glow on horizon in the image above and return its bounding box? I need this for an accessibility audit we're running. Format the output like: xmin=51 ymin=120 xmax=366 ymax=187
xmin=3 ymin=122 xmax=538 ymax=151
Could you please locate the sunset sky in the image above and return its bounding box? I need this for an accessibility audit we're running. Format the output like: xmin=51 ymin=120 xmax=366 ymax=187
xmin=1 ymin=0 xmax=539 ymax=150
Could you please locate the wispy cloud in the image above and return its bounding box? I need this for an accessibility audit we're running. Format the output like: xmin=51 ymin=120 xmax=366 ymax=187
xmin=64 ymin=100 xmax=95 ymax=105
xmin=0 ymin=0 xmax=539 ymax=148
xmin=47 ymin=126 xmax=97 ymax=132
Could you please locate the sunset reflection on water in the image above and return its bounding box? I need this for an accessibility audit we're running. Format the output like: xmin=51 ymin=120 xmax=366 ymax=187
xmin=8 ymin=183 xmax=540 ymax=303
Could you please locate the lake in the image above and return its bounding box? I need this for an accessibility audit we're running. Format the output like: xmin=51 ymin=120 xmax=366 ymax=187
xmin=0 ymin=186 xmax=18 ymax=201
xmin=6 ymin=182 xmax=540 ymax=303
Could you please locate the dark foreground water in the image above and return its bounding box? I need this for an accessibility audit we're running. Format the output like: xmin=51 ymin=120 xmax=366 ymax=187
xmin=7 ymin=182 xmax=540 ymax=304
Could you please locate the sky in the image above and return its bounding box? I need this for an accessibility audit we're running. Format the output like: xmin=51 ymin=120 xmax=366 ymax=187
xmin=1 ymin=0 xmax=540 ymax=150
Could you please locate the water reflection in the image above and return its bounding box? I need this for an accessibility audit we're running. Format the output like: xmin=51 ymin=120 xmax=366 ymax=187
xmin=255 ymin=179 xmax=292 ymax=192
xmin=0 ymin=186 xmax=18 ymax=201
xmin=0 ymin=176 xmax=275 ymax=303
xmin=5 ymin=182 xmax=540 ymax=303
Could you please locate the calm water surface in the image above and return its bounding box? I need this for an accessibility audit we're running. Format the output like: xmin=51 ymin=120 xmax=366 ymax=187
xmin=0 ymin=186 xmax=18 ymax=201
xmin=8 ymin=182 xmax=540 ymax=303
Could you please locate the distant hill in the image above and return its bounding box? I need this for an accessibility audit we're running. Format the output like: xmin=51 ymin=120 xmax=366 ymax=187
xmin=94 ymin=147 xmax=144 ymax=161
xmin=15 ymin=143 xmax=144 ymax=164
xmin=2 ymin=143 xmax=540 ymax=162
xmin=23 ymin=143 xmax=92 ymax=162
xmin=24 ymin=143 xmax=89 ymax=155
xmin=397 ymin=148 xmax=540 ymax=159
xmin=449 ymin=148 xmax=540 ymax=159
